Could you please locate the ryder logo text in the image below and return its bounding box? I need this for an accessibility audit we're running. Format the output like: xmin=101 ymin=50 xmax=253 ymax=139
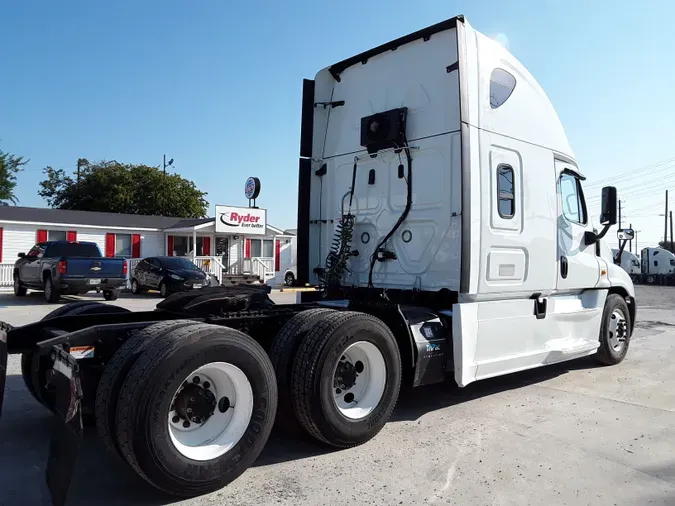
xmin=220 ymin=211 xmax=265 ymax=229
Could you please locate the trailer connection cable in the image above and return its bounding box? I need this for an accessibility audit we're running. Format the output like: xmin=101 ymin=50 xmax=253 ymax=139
xmin=367 ymin=136 xmax=413 ymax=288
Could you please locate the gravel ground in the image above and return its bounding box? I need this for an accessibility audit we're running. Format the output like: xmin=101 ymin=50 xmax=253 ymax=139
xmin=1 ymin=285 xmax=674 ymax=506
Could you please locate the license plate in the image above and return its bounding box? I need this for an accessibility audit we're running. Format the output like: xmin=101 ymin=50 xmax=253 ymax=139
xmin=193 ymin=284 xmax=202 ymax=289
xmin=88 ymin=279 xmax=101 ymax=285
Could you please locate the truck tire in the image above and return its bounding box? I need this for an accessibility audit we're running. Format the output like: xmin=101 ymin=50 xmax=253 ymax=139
xmin=115 ymin=323 xmax=277 ymax=497
xmin=13 ymin=273 xmax=27 ymax=297
xmin=268 ymin=308 xmax=334 ymax=432
xmin=290 ymin=311 xmax=402 ymax=448
xmin=95 ymin=320 xmax=202 ymax=457
xmin=595 ymin=293 xmax=632 ymax=366
xmin=21 ymin=302 xmax=130 ymax=424
xmin=44 ymin=275 xmax=60 ymax=303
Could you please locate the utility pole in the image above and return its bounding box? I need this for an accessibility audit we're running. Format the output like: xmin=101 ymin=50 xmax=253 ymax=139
xmin=629 ymin=222 xmax=632 ymax=252
xmin=634 ymin=230 xmax=638 ymax=255
xmin=162 ymin=155 xmax=174 ymax=216
xmin=671 ymin=211 xmax=674 ymax=253
xmin=77 ymin=158 xmax=83 ymax=183
xmin=665 ymin=190 xmax=669 ymax=249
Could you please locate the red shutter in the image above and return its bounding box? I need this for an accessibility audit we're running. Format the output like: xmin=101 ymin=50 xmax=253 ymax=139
xmin=37 ymin=229 xmax=48 ymax=242
xmin=202 ymin=236 xmax=211 ymax=256
xmin=244 ymin=238 xmax=251 ymax=259
xmin=132 ymin=234 xmax=141 ymax=258
xmin=167 ymin=235 xmax=174 ymax=256
xmin=275 ymin=240 xmax=281 ymax=271
xmin=67 ymin=230 xmax=77 ymax=242
xmin=0 ymin=227 xmax=3 ymax=263
xmin=105 ymin=233 xmax=116 ymax=257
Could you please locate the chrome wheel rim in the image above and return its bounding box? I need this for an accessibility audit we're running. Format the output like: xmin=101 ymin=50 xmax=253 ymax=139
xmin=608 ymin=309 xmax=628 ymax=352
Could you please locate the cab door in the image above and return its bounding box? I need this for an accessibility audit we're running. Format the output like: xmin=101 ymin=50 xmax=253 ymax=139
xmin=555 ymin=161 xmax=600 ymax=292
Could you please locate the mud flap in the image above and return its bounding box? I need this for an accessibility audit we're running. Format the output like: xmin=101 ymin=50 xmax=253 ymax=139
xmin=0 ymin=322 xmax=8 ymax=417
xmin=45 ymin=346 xmax=83 ymax=506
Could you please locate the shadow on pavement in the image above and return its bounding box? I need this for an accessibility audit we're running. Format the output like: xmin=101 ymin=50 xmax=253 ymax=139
xmin=0 ymin=354 xmax=601 ymax=505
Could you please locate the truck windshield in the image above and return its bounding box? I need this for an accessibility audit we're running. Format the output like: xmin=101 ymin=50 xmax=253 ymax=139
xmin=161 ymin=257 xmax=200 ymax=270
xmin=45 ymin=242 xmax=102 ymax=258
xmin=632 ymin=260 xmax=640 ymax=266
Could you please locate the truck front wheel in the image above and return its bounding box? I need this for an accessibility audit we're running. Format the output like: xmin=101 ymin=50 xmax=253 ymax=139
xmin=595 ymin=293 xmax=632 ymax=366
xmin=290 ymin=311 xmax=402 ymax=448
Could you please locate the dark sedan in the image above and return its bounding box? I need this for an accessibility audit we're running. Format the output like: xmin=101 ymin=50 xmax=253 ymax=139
xmin=130 ymin=256 xmax=209 ymax=297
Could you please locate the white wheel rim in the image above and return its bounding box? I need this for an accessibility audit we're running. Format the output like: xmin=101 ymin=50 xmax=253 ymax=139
xmin=332 ymin=341 xmax=387 ymax=420
xmin=168 ymin=362 xmax=254 ymax=461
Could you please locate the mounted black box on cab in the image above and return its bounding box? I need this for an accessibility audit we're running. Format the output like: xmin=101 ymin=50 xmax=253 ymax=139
xmin=360 ymin=107 xmax=408 ymax=155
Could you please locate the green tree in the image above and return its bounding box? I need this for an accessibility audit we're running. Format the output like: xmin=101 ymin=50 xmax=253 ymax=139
xmin=39 ymin=159 xmax=209 ymax=218
xmin=658 ymin=240 xmax=675 ymax=254
xmin=0 ymin=148 xmax=28 ymax=205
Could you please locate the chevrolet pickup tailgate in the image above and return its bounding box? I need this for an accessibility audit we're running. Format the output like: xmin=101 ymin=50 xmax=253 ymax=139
xmin=62 ymin=257 xmax=126 ymax=279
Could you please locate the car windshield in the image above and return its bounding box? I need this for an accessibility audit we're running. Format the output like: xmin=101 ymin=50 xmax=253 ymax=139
xmin=160 ymin=257 xmax=200 ymax=270
xmin=45 ymin=242 xmax=101 ymax=258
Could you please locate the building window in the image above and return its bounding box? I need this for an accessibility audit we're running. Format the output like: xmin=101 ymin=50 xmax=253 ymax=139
xmin=497 ymin=165 xmax=515 ymax=218
xmin=248 ymin=239 xmax=274 ymax=258
xmin=490 ymin=68 xmax=516 ymax=109
xmin=116 ymin=233 xmax=132 ymax=257
xmin=559 ymin=173 xmax=587 ymax=225
xmin=48 ymin=230 xmax=67 ymax=241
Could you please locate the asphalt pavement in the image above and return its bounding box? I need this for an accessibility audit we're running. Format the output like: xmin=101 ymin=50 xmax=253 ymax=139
xmin=0 ymin=286 xmax=674 ymax=506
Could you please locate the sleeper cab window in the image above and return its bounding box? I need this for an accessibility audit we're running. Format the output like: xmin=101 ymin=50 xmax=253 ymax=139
xmin=559 ymin=173 xmax=587 ymax=225
xmin=497 ymin=164 xmax=515 ymax=218
xmin=490 ymin=68 xmax=516 ymax=109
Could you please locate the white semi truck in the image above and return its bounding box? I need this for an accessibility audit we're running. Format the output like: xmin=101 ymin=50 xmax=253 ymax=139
xmin=638 ymin=246 xmax=675 ymax=283
xmin=0 ymin=15 xmax=636 ymax=506
xmin=613 ymin=248 xmax=641 ymax=275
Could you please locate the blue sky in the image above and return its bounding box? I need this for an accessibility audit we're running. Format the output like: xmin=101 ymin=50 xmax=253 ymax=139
xmin=2 ymin=0 xmax=674 ymax=246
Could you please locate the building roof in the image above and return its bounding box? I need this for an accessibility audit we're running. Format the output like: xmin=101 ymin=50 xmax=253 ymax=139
xmin=0 ymin=205 xmax=290 ymax=234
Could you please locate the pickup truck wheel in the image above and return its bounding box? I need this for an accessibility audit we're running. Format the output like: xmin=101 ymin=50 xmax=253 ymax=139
xmin=115 ymin=323 xmax=277 ymax=496
xmin=95 ymin=320 xmax=202 ymax=458
xmin=13 ymin=274 xmax=27 ymax=296
xmin=284 ymin=272 xmax=295 ymax=286
xmin=290 ymin=311 xmax=402 ymax=448
xmin=103 ymin=289 xmax=119 ymax=301
xmin=595 ymin=293 xmax=632 ymax=366
xmin=21 ymin=302 xmax=131 ymax=425
xmin=44 ymin=276 xmax=60 ymax=303
xmin=268 ymin=308 xmax=334 ymax=432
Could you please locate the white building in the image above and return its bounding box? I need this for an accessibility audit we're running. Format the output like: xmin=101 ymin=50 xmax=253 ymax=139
xmin=0 ymin=205 xmax=295 ymax=289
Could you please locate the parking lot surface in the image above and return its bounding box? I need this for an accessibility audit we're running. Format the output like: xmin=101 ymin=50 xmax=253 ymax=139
xmin=1 ymin=286 xmax=674 ymax=505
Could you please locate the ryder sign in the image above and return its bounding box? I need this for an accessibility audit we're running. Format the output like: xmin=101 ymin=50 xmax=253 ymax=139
xmin=215 ymin=205 xmax=267 ymax=235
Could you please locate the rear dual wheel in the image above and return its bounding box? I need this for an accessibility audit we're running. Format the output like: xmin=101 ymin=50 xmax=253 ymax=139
xmin=271 ymin=310 xmax=402 ymax=448
xmin=97 ymin=321 xmax=277 ymax=497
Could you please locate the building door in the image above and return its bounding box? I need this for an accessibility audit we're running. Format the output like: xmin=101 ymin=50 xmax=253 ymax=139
xmin=216 ymin=237 xmax=229 ymax=272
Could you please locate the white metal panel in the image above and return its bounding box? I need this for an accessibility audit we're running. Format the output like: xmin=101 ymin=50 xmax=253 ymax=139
xmin=468 ymin=25 xmax=575 ymax=160
xmin=476 ymin=133 xmax=557 ymax=297
xmin=453 ymin=290 xmax=606 ymax=387
xmin=320 ymin=28 xmax=460 ymax=159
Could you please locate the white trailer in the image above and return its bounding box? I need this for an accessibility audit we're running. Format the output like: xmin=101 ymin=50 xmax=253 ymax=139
xmin=0 ymin=15 xmax=637 ymax=506
xmin=640 ymin=246 xmax=675 ymax=279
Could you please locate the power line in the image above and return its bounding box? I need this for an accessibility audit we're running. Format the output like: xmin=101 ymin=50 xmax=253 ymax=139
xmin=585 ymin=155 xmax=675 ymax=188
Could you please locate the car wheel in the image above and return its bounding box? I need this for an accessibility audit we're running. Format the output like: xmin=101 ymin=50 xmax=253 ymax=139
xmin=131 ymin=279 xmax=141 ymax=294
xmin=103 ymin=289 xmax=119 ymax=301
xmin=160 ymin=282 xmax=168 ymax=298
xmin=115 ymin=323 xmax=277 ymax=496
xmin=44 ymin=276 xmax=60 ymax=303
xmin=13 ymin=275 xmax=27 ymax=297
xmin=284 ymin=272 xmax=295 ymax=286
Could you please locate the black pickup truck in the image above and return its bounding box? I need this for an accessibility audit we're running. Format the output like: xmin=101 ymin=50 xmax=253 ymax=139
xmin=13 ymin=240 xmax=128 ymax=302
